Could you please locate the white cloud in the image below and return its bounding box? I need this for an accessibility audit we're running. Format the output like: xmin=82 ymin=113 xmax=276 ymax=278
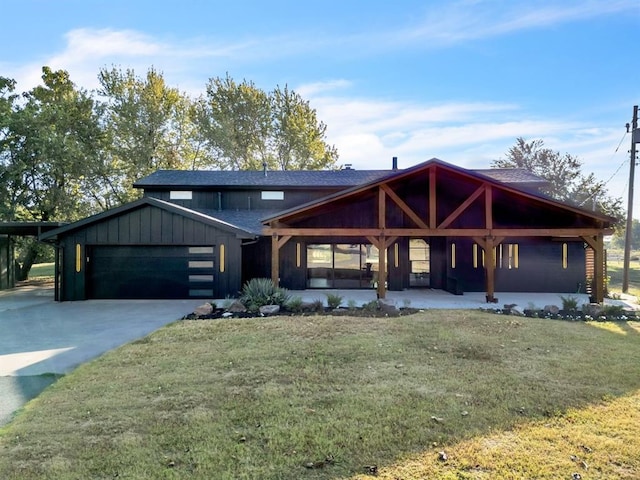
xmin=398 ymin=0 xmax=639 ymax=47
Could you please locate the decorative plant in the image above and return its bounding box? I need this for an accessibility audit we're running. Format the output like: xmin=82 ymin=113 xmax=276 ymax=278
xmin=559 ymin=295 xmax=579 ymax=311
xmin=239 ymin=278 xmax=291 ymax=310
xmin=326 ymin=293 xmax=344 ymax=309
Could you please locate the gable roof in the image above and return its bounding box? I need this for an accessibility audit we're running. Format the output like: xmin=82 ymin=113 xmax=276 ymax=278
xmin=262 ymin=158 xmax=615 ymax=227
xmin=39 ymin=197 xmax=256 ymax=241
xmin=134 ymin=166 xmax=548 ymax=190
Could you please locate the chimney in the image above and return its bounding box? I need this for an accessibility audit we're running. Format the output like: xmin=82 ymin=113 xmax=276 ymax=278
xmin=262 ymin=161 xmax=267 ymax=176
xmin=392 ymin=156 xmax=398 ymax=170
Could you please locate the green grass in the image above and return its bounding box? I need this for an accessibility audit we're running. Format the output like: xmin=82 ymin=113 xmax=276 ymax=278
xmin=1 ymin=312 xmax=640 ymax=479
xmin=608 ymin=253 xmax=640 ymax=299
xmin=27 ymin=262 xmax=55 ymax=280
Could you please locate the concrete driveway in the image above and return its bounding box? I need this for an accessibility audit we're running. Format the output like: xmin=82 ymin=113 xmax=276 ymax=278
xmin=0 ymin=286 xmax=202 ymax=426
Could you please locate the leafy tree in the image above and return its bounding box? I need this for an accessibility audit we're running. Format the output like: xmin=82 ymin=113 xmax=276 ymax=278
xmin=194 ymin=74 xmax=272 ymax=170
xmin=0 ymin=67 xmax=104 ymax=278
xmin=194 ymin=75 xmax=338 ymax=170
xmin=493 ymin=137 xmax=623 ymax=222
xmin=271 ymin=85 xmax=338 ymax=170
xmin=610 ymin=219 xmax=640 ymax=249
xmin=97 ymin=66 xmax=205 ymax=204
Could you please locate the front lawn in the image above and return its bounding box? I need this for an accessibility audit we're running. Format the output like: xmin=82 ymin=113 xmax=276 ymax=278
xmin=1 ymin=312 xmax=640 ymax=479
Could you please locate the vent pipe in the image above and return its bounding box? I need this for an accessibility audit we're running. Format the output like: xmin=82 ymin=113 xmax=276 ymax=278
xmin=262 ymin=161 xmax=267 ymax=176
xmin=392 ymin=156 xmax=398 ymax=170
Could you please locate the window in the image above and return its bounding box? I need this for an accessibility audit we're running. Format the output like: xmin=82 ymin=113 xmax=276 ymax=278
xmin=307 ymin=243 xmax=380 ymax=288
xmin=189 ymin=246 xmax=214 ymax=255
xmin=189 ymin=260 xmax=214 ymax=269
xmin=170 ymin=190 xmax=192 ymax=200
xmin=261 ymin=191 xmax=284 ymax=200
xmin=562 ymin=243 xmax=568 ymax=269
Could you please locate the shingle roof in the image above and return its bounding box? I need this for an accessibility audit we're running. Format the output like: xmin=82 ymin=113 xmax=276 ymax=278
xmin=197 ymin=209 xmax=279 ymax=236
xmin=134 ymin=169 xmax=392 ymax=189
xmin=134 ymin=167 xmax=548 ymax=189
xmin=473 ymin=168 xmax=549 ymax=186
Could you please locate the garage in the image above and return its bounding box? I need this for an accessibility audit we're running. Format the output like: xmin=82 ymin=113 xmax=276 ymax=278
xmin=87 ymin=245 xmax=216 ymax=299
xmin=39 ymin=198 xmax=252 ymax=301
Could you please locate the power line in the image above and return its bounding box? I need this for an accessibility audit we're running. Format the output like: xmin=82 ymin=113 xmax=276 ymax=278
xmin=577 ymin=130 xmax=629 ymax=206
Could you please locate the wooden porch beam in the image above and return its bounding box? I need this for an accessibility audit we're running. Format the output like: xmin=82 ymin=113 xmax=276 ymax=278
xmin=582 ymin=234 xmax=605 ymax=303
xmin=277 ymin=235 xmax=292 ymax=250
xmin=485 ymin=236 xmax=496 ymax=303
xmin=378 ymin=234 xmax=387 ymax=299
xmin=485 ymin=185 xmax=493 ymax=230
xmin=429 ymin=166 xmax=437 ymax=229
xmin=437 ymin=185 xmax=485 ymax=229
xmin=380 ymin=184 xmax=429 ymax=229
xmin=264 ymin=227 xmax=609 ymax=238
xmin=271 ymin=233 xmax=280 ymax=286
xmin=378 ymin=187 xmax=386 ymax=229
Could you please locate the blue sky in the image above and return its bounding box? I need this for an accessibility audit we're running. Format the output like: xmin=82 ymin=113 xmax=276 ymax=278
xmin=1 ymin=0 xmax=639 ymax=211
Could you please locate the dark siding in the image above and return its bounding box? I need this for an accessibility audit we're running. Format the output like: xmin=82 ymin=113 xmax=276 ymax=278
xmin=145 ymin=188 xmax=343 ymax=212
xmin=57 ymin=204 xmax=244 ymax=301
xmin=445 ymin=238 xmax=587 ymax=294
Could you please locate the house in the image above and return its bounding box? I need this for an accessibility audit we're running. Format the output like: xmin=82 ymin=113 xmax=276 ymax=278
xmin=39 ymin=158 xmax=615 ymax=303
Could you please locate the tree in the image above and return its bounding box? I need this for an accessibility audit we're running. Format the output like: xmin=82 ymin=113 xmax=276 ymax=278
xmin=194 ymin=74 xmax=272 ymax=170
xmin=493 ymin=138 xmax=623 ymax=222
xmin=97 ymin=66 xmax=205 ymax=205
xmin=194 ymin=74 xmax=338 ymax=170
xmin=0 ymin=67 xmax=104 ymax=278
xmin=271 ymin=85 xmax=338 ymax=170
xmin=610 ymin=219 xmax=640 ymax=249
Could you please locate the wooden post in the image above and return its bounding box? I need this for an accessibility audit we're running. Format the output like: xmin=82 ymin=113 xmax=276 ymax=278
xmin=485 ymin=236 xmax=496 ymax=303
xmin=271 ymin=233 xmax=279 ymax=286
xmin=593 ymin=234 xmax=605 ymax=303
xmin=378 ymin=234 xmax=386 ymax=299
xmin=582 ymin=234 xmax=605 ymax=304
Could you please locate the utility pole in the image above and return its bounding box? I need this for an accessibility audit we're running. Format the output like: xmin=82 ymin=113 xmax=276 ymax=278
xmin=623 ymin=105 xmax=639 ymax=293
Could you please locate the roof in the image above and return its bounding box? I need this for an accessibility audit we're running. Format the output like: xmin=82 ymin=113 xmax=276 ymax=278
xmin=39 ymin=197 xmax=257 ymax=241
xmin=197 ymin=209 xmax=281 ymax=236
xmin=133 ymin=166 xmax=549 ymax=190
xmin=134 ymin=169 xmax=393 ymax=189
xmin=262 ymin=158 xmax=616 ymax=226
xmin=473 ymin=168 xmax=550 ymax=187
xmin=0 ymin=222 xmax=66 ymax=236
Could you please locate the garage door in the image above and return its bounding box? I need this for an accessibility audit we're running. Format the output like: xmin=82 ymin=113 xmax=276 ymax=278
xmin=87 ymin=246 xmax=215 ymax=299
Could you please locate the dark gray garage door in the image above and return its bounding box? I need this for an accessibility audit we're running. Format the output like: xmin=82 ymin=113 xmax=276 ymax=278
xmin=87 ymin=245 xmax=215 ymax=299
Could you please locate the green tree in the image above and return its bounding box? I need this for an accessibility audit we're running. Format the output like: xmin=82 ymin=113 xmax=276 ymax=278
xmin=0 ymin=67 xmax=104 ymax=278
xmin=610 ymin=219 xmax=640 ymax=249
xmin=194 ymin=75 xmax=338 ymax=171
xmin=97 ymin=66 xmax=204 ymax=204
xmin=194 ymin=74 xmax=272 ymax=170
xmin=493 ymin=137 xmax=623 ymax=222
xmin=271 ymin=84 xmax=338 ymax=170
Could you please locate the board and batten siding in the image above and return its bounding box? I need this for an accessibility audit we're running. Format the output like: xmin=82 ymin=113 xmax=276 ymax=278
xmin=58 ymin=204 xmax=242 ymax=301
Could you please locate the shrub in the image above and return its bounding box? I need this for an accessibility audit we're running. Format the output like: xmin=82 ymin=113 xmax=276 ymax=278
xmin=600 ymin=304 xmax=626 ymax=318
xmin=347 ymin=299 xmax=358 ymax=310
xmin=240 ymin=278 xmax=291 ymax=310
xmin=286 ymin=296 xmax=304 ymax=313
xmin=310 ymin=299 xmax=325 ymax=313
xmin=326 ymin=293 xmax=344 ymax=309
xmin=559 ymin=295 xmax=579 ymax=311
xmin=362 ymin=300 xmax=379 ymax=313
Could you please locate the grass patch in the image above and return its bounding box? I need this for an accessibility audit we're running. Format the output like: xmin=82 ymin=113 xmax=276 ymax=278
xmin=27 ymin=262 xmax=55 ymax=281
xmin=607 ymin=249 xmax=640 ymax=299
xmin=1 ymin=312 xmax=639 ymax=479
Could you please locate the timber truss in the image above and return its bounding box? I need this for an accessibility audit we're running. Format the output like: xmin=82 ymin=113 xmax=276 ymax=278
xmin=263 ymin=159 xmax=614 ymax=303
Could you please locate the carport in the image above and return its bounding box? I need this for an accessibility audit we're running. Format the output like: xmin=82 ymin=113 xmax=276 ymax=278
xmin=0 ymin=222 xmax=64 ymax=291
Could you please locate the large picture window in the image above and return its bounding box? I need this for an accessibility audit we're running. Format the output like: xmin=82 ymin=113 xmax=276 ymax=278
xmin=307 ymin=244 xmax=381 ymax=288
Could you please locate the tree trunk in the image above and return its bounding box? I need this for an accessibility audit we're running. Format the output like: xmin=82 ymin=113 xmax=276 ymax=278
xmin=16 ymin=241 xmax=39 ymax=281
